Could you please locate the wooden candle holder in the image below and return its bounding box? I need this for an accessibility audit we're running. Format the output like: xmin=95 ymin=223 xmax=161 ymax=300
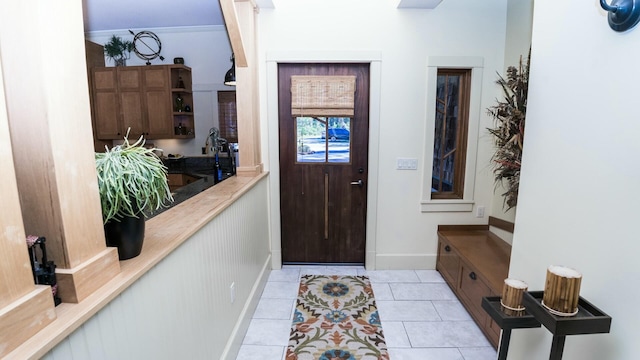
xmin=501 ymin=278 xmax=528 ymax=316
xmin=542 ymin=265 xmax=582 ymax=316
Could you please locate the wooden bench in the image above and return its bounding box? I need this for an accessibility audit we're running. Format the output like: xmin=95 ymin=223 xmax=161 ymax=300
xmin=436 ymin=218 xmax=513 ymax=348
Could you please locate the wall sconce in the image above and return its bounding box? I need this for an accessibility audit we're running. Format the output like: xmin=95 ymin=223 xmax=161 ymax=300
xmin=600 ymin=0 xmax=640 ymax=32
xmin=224 ymin=53 xmax=236 ymax=86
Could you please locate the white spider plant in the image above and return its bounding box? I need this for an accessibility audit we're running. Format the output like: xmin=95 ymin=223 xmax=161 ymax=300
xmin=95 ymin=130 xmax=173 ymax=223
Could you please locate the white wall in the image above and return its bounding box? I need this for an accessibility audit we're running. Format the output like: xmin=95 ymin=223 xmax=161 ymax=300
xmin=504 ymin=0 xmax=534 ymax=71
xmin=86 ymin=27 xmax=234 ymax=156
xmin=43 ymin=179 xmax=271 ymax=360
xmin=257 ymin=0 xmax=509 ymax=268
xmin=508 ymin=0 xmax=640 ymax=358
xmin=488 ymin=0 xmax=534 ymax=239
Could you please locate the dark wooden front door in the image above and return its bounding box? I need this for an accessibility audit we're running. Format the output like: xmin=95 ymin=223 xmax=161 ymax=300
xmin=279 ymin=63 xmax=370 ymax=264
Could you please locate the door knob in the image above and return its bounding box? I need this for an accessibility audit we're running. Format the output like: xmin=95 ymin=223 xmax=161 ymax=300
xmin=350 ymin=179 xmax=363 ymax=187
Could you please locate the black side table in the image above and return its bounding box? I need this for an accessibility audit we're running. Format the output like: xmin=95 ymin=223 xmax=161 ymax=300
xmin=522 ymin=291 xmax=612 ymax=360
xmin=482 ymin=296 xmax=541 ymax=360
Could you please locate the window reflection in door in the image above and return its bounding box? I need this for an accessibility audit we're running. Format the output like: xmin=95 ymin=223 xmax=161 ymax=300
xmin=295 ymin=116 xmax=351 ymax=163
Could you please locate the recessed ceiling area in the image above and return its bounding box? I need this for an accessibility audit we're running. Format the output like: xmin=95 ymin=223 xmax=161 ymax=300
xmin=81 ymin=0 xmax=439 ymax=33
xmin=82 ymin=0 xmax=226 ymax=32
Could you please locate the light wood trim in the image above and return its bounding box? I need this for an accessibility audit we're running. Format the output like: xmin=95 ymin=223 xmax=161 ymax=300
xmin=3 ymin=174 xmax=268 ymax=360
xmin=55 ymin=248 xmax=120 ymax=303
xmin=1 ymin=0 xmax=121 ymax=308
xmin=3 ymin=0 xmax=110 ymax=270
xmin=488 ymin=215 xmax=515 ymax=233
xmin=236 ymin=164 xmax=264 ymax=177
xmin=234 ymin=0 xmax=263 ymax=173
xmin=0 ymin=60 xmax=34 ymax=308
xmin=0 ymin=287 xmax=57 ymax=358
xmin=0 ymin=54 xmax=57 ymax=359
xmin=219 ymin=0 xmax=247 ymax=67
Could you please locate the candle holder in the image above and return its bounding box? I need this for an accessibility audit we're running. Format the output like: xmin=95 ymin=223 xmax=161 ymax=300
xmin=482 ymin=296 xmax=540 ymax=360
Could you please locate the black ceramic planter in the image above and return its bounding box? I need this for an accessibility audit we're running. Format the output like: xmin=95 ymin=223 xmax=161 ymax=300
xmin=104 ymin=215 xmax=145 ymax=260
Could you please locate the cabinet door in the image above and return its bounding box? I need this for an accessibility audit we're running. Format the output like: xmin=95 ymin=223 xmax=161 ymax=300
xmin=143 ymin=67 xmax=173 ymax=138
xmin=92 ymin=68 xmax=122 ymax=139
xmin=145 ymin=91 xmax=173 ymax=138
xmin=459 ymin=263 xmax=492 ymax=320
xmin=437 ymin=239 xmax=460 ymax=285
xmin=120 ymin=90 xmax=145 ymax=139
xmin=118 ymin=68 xmax=145 ymax=138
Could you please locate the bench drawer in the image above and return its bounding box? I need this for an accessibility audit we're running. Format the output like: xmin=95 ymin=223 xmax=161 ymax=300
xmin=437 ymin=238 xmax=460 ymax=285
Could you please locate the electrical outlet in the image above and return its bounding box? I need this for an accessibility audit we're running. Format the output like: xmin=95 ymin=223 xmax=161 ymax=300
xmin=230 ymin=282 xmax=236 ymax=304
xmin=476 ymin=206 xmax=485 ymax=218
xmin=396 ymin=158 xmax=418 ymax=170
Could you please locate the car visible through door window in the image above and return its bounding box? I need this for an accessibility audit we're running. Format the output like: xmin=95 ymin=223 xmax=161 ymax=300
xmin=321 ymin=128 xmax=350 ymax=141
xmin=296 ymin=117 xmax=351 ymax=163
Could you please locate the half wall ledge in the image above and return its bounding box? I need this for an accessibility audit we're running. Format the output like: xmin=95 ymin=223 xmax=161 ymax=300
xmin=3 ymin=172 xmax=268 ymax=360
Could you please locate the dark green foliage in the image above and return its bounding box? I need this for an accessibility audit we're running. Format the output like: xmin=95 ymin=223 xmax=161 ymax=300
xmin=103 ymin=35 xmax=133 ymax=65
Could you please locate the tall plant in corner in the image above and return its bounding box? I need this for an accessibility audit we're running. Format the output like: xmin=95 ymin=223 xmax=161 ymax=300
xmin=487 ymin=50 xmax=530 ymax=210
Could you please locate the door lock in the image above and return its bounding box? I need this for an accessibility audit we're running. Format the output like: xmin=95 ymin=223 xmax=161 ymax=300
xmin=350 ymin=179 xmax=363 ymax=187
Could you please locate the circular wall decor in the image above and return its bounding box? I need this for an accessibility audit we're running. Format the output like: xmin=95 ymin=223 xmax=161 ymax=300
xmin=129 ymin=30 xmax=165 ymax=65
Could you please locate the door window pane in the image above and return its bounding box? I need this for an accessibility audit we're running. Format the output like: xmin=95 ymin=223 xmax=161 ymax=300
xmin=296 ymin=117 xmax=351 ymax=163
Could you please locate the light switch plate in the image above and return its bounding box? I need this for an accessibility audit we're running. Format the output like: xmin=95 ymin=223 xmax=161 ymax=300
xmin=397 ymin=158 xmax=418 ymax=170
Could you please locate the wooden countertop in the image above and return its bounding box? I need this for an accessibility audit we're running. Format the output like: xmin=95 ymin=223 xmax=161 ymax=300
xmin=4 ymin=172 xmax=268 ymax=360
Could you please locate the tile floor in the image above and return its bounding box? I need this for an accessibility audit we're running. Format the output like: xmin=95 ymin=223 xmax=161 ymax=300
xmin=237 ymin=266 xmax=497 ymax=360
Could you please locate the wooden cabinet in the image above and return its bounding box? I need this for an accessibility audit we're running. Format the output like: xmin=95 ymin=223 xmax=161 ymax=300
xmin=90 ymin=65 xmax=194 ymax=140
xmin=143 ymin=66 xmax=174 ymax=138
xmin=436 ymin=225 xmax=511 ymax=349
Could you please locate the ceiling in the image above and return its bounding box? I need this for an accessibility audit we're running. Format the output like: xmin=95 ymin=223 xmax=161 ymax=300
xmin=82 ymin=0 xmax=441 ymax=33
xmin=82 ymin=0 xmax=226 ymax=32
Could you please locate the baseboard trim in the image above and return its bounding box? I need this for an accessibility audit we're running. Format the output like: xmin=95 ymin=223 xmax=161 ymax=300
xmin=221 ymin=254 xmax=272 ymax=360
xmin=271 ymin=249 xmax=282 ymax=270
xmin=374 ymin=254 xmax=437 ymax=270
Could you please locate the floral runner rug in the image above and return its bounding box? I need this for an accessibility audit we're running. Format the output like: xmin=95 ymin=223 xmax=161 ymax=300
xmin=286 ymin=275 xmax=390 ymax=360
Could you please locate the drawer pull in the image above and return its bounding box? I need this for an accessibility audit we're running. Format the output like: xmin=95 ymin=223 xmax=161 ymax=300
xmin=469 ymin=272 xmax=477 ymax=280
xmin=444 ymin=245 xmax=451 ymax=252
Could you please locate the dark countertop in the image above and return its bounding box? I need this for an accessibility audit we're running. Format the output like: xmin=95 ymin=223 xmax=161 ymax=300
xmin=145 ymin=156 xmax=235 ymax=219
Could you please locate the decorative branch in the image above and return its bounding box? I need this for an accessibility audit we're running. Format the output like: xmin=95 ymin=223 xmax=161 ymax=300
xmin=487 ymin=49 xmax=530 ymax=210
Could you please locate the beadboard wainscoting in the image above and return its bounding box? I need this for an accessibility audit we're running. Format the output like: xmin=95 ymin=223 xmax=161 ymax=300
xmin=40 ymin=178 xmax=270 ymax=360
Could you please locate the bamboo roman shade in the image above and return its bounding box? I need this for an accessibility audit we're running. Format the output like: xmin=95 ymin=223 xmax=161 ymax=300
xmin=291 ymin=75 xmax=356 ymax=116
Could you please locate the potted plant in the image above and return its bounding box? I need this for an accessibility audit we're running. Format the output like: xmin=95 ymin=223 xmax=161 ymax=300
xmin=104 ymin=35 xmax=133 ymax=66
xmin=95 ymin=130 xmax=173 ymax=259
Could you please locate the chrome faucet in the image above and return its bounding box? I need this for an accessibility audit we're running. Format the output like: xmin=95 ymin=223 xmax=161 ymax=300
xmin=206 ymin=127 xmax=235 ymax=175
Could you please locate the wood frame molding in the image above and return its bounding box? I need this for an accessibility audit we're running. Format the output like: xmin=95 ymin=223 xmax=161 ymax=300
xmin=219 ymin=0 xmax=248 ymax=67
xmin=221 ymin=0 xmax=264 ymax=176
xmin=0 ymin=61 xmax=57 ymax=357
xmin=0 ymin=287 xmax=57 ymax=358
